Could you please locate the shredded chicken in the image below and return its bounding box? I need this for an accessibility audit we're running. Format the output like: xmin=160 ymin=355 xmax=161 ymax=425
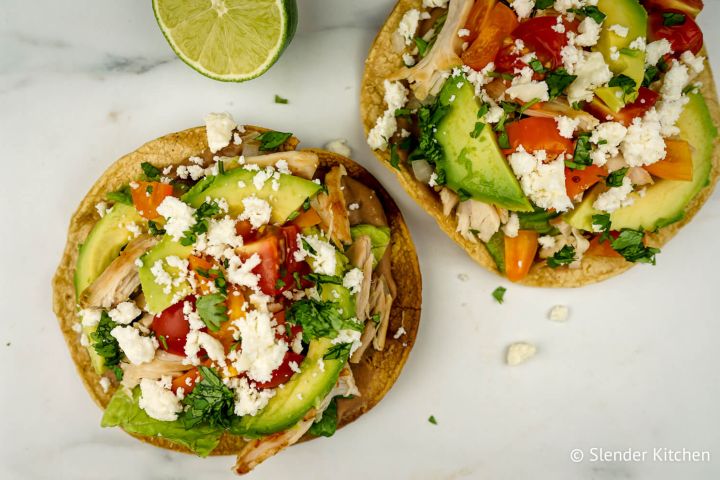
xmin=389 ymin=0 xmax=474 ymax=100
xmin=371 ymin=276 xmax=395 ymax=351
xmin=628 ymin=167 xmax=654 ymax=186
xmin=439 ymin=187 xmax=460 ymax=216
xmin=346 ymin=236 xmax=373 ymax=324
xmin=310 ymin=166 xmax=352 ymax=247
xmin=243 ymin=151 xmax=319 ymax=180
xmin=523 ymin=98 xmax=600 ymax=132
xmin=79 ymin=235 xmax=158 ymax=309
xmin=456 ymin=200 xmax=501 ymax=243
xmin=234 ymin=366 xmax=359 ymax=475
xmin=121 ymin=351 xmax=191 ymax=389
xmin=539 ymin=221 xmax=590 ymax=269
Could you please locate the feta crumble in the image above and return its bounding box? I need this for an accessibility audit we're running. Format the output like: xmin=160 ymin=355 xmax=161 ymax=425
xmin=110 ymin=325 xmax=158 ymax=365
xmin=398 ymin=9 xmax=421 ymax=46
xmin=343 ymin=268 xmax=364 ymax=294
xmin=324 ymin=138 xmax=352 ymax=157
xmin=239 ymin=195 xmax=272 ymax=229
xmin=508 ymin=147 xmax=573 ymax=212
xmin=139 ymin=376 xmax=182 ymax=421
xmin=506 ymin=342 xmax=537 ymax=366
xmin=108 ymin=301 xmax=141 ymax=325
xmin=156 ymin=197 xmax=196 ymax=242
xmin=548 ymin=305 xmax=570 ymax=322
xmin=204 ymin=112 xmax=237 ymax=153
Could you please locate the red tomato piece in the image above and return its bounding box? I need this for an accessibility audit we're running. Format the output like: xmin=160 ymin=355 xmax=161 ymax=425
xmin=151 ymin=296 xmax=196 ymax=356
xmin=130 ymin=181 xmax=174 ymax=220
xmin=642 ymin=0 xmax=703 ymax=18
xmin=649 ymin=10 xmax=704 ymax=55
xmin=504 ymin=117 xmax=575 ymax=155
xmin=254 ymin=350 xmax=306 ymax=389
xmin=585 ymin=87 xmax=659 ymax=126
xmin=512 ymin=16 xmax=578 ymax=68
xmin=462 ymin=2 xmax=519 ymax=71
xmin=237 ymin=234 xmax=281 ymax=295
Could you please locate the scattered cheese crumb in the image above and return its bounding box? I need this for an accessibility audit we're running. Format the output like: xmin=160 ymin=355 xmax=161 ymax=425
xmin=506 ymin=342 xmax=537 ymax=366
xmin=548 ymin=305 xmax=569 ymax=322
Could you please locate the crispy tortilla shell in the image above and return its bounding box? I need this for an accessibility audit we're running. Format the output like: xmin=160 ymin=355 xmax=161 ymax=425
xmin=52 ymin=127 xmax=421 ymax=455
xmin=360 ymin=0 xmax=720 ymax=287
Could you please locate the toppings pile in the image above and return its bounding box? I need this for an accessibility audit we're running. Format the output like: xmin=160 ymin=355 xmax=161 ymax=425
xmin=369 ymin=0 xmax=713 ymax=282
xmin=73 ymin=113 xmax=397 ymax=468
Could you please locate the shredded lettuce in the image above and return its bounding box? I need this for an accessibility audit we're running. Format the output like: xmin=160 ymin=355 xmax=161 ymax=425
xmin=308 ymin=398 xmax=338 ymax=437
xmin=101 ymin=388 xmax=223 ymax=457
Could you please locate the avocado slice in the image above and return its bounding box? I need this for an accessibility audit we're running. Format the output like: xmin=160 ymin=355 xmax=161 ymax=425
xmin=435 ymin=76 xmax=533 ymax=212
xmin=350 ymin=224 xmax=391 ymax=267
xmin=138 ymin=236 xmax=193 ymax=313
xmin=593 ymin=0 xmax=648 ymax=111
xmin=74 ymin=203 xmax=143 ymax=297
xmin=566 ymin=93 xmax=717 ymax=231
xmin=235 ymin=337 xmax=347 ymax=436
xmin=182 ymin=169 xmax=321 ymax=225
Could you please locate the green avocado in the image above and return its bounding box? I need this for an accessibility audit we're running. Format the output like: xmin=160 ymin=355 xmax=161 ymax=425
xmin=235 ymin=336 xmax=347 ymax=436
xmin=320 ymin=284 xmax=356 ymax=319
xmin=350 ymin=224 xmax=391 ymax=267
xmin=435 ymin=76 xmax=533 ymax=212
xmin=566 ymin=93 xmax=717 ymax=231
xmin=182 ymin=169 xmax=321 ymax=225
xmin=593 ymin=0 xmax=648 ymax=111
xmin=74 ymin=203 xmax=143 ymax=297
xmin=138 ymin=236 xmax=193 ymax=313
xmin=485 ymin=231 xmax=506 ymax=273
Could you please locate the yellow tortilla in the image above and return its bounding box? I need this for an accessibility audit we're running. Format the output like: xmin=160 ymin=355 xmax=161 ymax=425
xmin=52 ymin=127 xmax=422 ymax=455
xmin=360 ymin=0 xmax=720 ymax=287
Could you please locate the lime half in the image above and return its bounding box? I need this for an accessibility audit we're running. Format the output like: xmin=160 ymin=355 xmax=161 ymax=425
xmin=152 ymin=0 xmax=298 ymax=82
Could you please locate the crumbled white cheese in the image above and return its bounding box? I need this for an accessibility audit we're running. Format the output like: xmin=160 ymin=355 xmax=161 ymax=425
xmin=398 ymin=9 xmax=421 ymax=45
xmin=538 ymin=235 xmax=556 ymax=250
xmin=238 ymin=195 xmax=272 ymax=229
xmin=108 ymin=301 xmax=141 ymax=325
xmin=343 ymin=268 xmax=364 ymax=294
xmin=230 ymin=309 xmax=288 ymax=383
xmin=185 ymin=331 xmax=227 ymax=367
xmin=575 ymin=17 xmax=602 ymax=47
xmin=510 ymin=0 xmax=535 ymax=20
xmin=555 ymin=116 xmax=580 ymax=139
xmin=503 ymin=213 xmax=520 ymax=238
xmin=125 ymin=222 xmax=141 ymax=238
xmin=458 ymin=28 xmax=470 ymax=38
xmin=423 ymin=0 xmax=449 ymax=7
xmin=593 ymin=176 xmax=635 ymax=213
xmin=629 ymin=36 xmax=647 ymax=51
xmin=138 ymin=376 xmax=182 ymax=421
xmin=79 ymin=308 xmax=102 ymax=328
xmin=428 ymin=172 xmax=439 ymax=187
xmin=506 ymin=342 xmax=537 ymax=366
xmin=110 ymin=325 xmax=157 ymax=365
xmin=506 ymin=67 xmax=549 ymax=103
xmin=548 ymin=305 xmax=570 ymax=322
xmin=565 ymin=52 xmax=613 ymax=104
xmin=95 ymin=202 xmax=109 ymax=218
xmin=232 ymin=376 xmax=276 ymax=416
xmin=156 ymin=196 xmax=196 ymax=242
xmin=393 ymin=326 xmax=407 ymax=339
xmin=367 ymin=80 xmax=409 ymax=150
xmin=646 ymin=39 xmax=673 ymax=66
xmin=348 ymin=202 xmax=360 ymax=211
xmin=590 ymin=121 xmax=628 ymax=166
xmin=655 ymin=60 xmax=691 ymax=136
xmin=509 ymin=147 xmax=573 ymax=212
xmin=402 ymin=52 xmax=416 ymax=67
xmin=324 ymin=138 xmax=352 ymax=157
xmin=204 ymin=112 xmax=237 ymax=153
xmin=198 ymin=217 xmax=243 ymax=259
xmin=608 ymin=24 xmax=628 ymax=38
xmin=621 ymin=109 xmax=666 ymax=166
xmin=552 ymin=16 xmax=566 ymax=33
xmin=227 ymin=253 xmax=261 ymax=290
xmin=681 ymin=51 xmax=706 ymax=77
xmin=332 ymin=329 xmax=362 ymax=355
xmin=99 ymin=377 xmax=111 ymax=393
xmin=297 ymin=234 xmax=337 ymax=276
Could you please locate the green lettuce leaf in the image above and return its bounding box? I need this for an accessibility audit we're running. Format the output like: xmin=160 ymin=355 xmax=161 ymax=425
xmin=308 ymin=398 xmax=338 ymax=437
xmin=101 ymin=388 xmax=223 ymax=457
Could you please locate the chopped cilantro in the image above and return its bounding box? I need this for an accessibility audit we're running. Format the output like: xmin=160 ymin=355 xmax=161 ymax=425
xmin=535 ymin=0 xmax=554 ymax=9
xmin=547 ymin=245 xmax=576 ymax=268
xmin=608 ymin=74 xmax=637 ymax=102
xmin=323 ymin=343 xmax=352 ymax=360
xmin=663 ymin=12 xmax=686 ymax=27
xmin=611 ymin=230 xmax=661 ymax=264
xmin=492 ymin=286 xmax=507 ymax=304
xmin=286 ymin=299 xmax=360 ymax=342
xmin=606 ymin=167 xmax=629 ymax=187
xmin=274 ymin=94 xmax=288 ymax=104
xmin=141 ymin=162 xmax=161 ymax=181
xmin=257 ymin=130 xmax=292 ymax=151
xmin=389 ymin=143 xmax=401 ymax=170
xmin=569 ymin=6 xmax=607 ymax=24
xmin=157 ymin=334 xmax=169 ymax=351
xmin=529 ymin=59 xmax=547 ymax=73
xmin=546 ymin=68 xmax=577 ymax=99
xmin=566 ymin=132 xmax=593 ymax=170
xmin=591 ymin=213 xmax=612 ymax=243
xmin=643 ymin=65 xmax=660 ymax=87
xmin=89 ymin=311 xmax=123 ymax=381
xmin=181 ymin=366 xmax=235 ymax=429
xmin=470 ymin=121 xmax=486 ymax=138
xmin=195 ymin=293 xmax=228 ymax=332
xmin=106 ymin=185 xmax=133 ymax=205
xmin=428 ymin=415 xmax=438 ymax=425
xmin=147 ymin=220 xmax=165 ymax=236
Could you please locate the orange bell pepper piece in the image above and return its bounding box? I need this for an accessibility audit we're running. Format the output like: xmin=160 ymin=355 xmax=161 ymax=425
xmin=130 ymin=181 xmax=174 ymax=220
xmin=504 ymin=117 xmax=575 ymax=156
xmin=291 ymin=207 xmax=322 ymax=228
xmin=645 ymin=139 xmax=694 ymax=181
xmin=586 ymin=235 xmax=622 ymax=258
xmin=504 ymin=230 xmax=539 ymax=282
xmin=565 ymin=165 xmax=607 ymax=200
xmin=461 ymin=2 xmax=518 ymax=71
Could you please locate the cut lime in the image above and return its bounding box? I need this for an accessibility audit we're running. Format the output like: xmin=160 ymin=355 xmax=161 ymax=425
xmin=152 ymin=0 xmax=298 ymax=82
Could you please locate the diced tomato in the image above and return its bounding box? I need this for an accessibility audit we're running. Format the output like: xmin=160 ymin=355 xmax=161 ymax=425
xmin=462 ymin=0 xmax=496 ymax=44
xmin=130 ymin=181 xmax=174 ymax=220
xmin=586 ymin=233 xmax=622 ymax=258
xmin=504 ymin=230 xmax=539 ymax=282
xmin=585 ymin=87 xmax=659 ymax=126
xmin=494 ymin=43 xmax=524 ymax=73
xmin=645 ymin=139 xmax=694 ymax=180
xmin=649 ymin=10 xmax=704 ymax=55
xmin=235 ymin=220 xmax=256 ymax=240
xmin=504 ymin=117 xmax=575 ymax=155
xmin=565 ymin=165 xmax=608 ymax=200
xmin=462 ymin=2 xmax=519 ymax=71
xmin=291 ymin=208 xmax=322 ymax=228
xmin=237 ymin=234 xmax=281 ymax=295
xmin=151 ymin=296 xmax=196 ymax=356
xmin=226 ymin=286 xmax=246 ymax=321
xmin=642 ymin=0 xmax=704 ymax=18
xmin=512 ymin=16 xmax=578 ymax=68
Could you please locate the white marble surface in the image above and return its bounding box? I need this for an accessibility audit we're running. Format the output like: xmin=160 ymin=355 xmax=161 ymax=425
xmin=2 ymin=1 xmax=720 ymax=479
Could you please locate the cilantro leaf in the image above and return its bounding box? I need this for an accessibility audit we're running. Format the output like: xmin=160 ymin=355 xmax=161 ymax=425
xmin=428 ymin=415 xmax=438 ymax=425
xmin=323 ymin=343 xmax=352 ymax=360
xmin=257 ymin=131 xmax=292 ymax=151
xmin=470 ymin=121 xmax=486 ymax=138
xmin=414 ymin=37 xmax=430 ymax=57
xmin=663 ymin=12 xmax=686 ymax=27
xmin=141 ymin=162 xmax=161 ymax=181
xmin=90 ymin=311 xmax=123 ymax=380
xmin=309 ymin=398 xmax=338 ymax=437
xmin=566 ymin=132 xmax=593 ymax=170
xmin=389 ymin=143 xmax=401 ymax=170
xmin=181 ymin=366 xmax=235 ymax=429
xmin=569 ymin=6 xmax=606 ymax=24
xmin=180 ymin=200 xmax=223 ymax=246
xmin=492 ymin=286 xmax=507 ymax=304
xmin=608 ymin=74 xmax=638 ymax=102
xmin=611 ymin=230 xmax=661 ymax=264
xmin=148 ymin=220 xmax=166 ymax=236
xmin=529 ymin=59 xmax=547 ymax=73
xmin=606 ymin=167 xmax=629 ymax=187
xmin=304 ymin=273 xmax=343 ymax=285
xmin=106 ymin=185 xmax=133 ymax=205
xmin=547 ymin=245 xmax=576 ymax=268
xmin=286 ymin=299 xmax=359 ymax=342
xmin=535 ymin=0 xmax=554 ymax=8
xmin=643 ymin=65 xmax=660 ymax=87
xmin=546 ymin=68 xmax=578 ymax=99
xmin=410 ymin=100 xmax=449 ymax=182
xmin=195 ymin=294 xmax=228 ymax=332
xmin=274 ymin=94 xmax=288 ymax=104
xmin=591 ymin=213 xmax=612 ymax=243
